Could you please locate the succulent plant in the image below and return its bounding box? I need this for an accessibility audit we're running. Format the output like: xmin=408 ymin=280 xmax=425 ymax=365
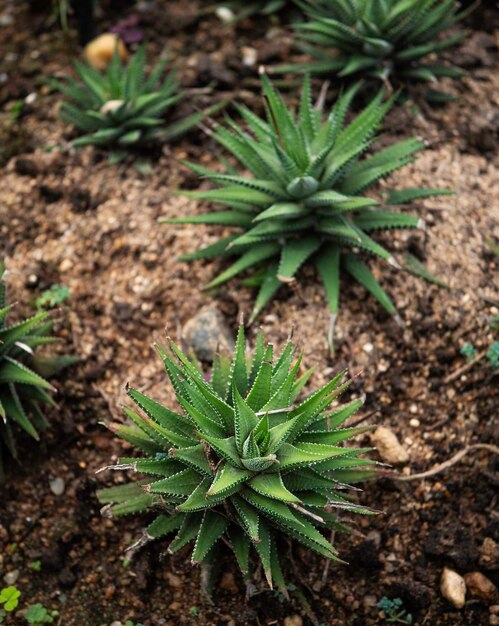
xmin=97 ymin=327 xmax=375 ymax=592
xmin=281 ymin=0 xmax=470 ymax=100
xmin=56 ymin=46 xmax=222 ymax=161
xmin=164 ymin=76 xmax=451 ymax=336
xmin=0 ymin=263 xmax=76 ymax=479
xmin=217 ymin=0 xmax=289 ymax=19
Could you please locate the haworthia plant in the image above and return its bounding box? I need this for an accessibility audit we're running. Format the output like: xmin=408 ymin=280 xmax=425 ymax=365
xmin=216 ymin=0 xmax=289 ymax=19
xmin=55 ymin=46 xmax=224 ymax=161
xmin=0 ymin=263 xmax=76 ymax=480
xmin=163 ymin=75 xmax=451 ymax=335
xmin=279 ymin=0 xmax=471 ymax=101
xmin=97 ymin=327 xmax=376 ymax=592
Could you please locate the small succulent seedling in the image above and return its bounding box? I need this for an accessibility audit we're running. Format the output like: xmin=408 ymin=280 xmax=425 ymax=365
xmin=55 ymin=46 xmax=223 ymax=162
xmin=0 ymin=263 xmax=76 ymax=479
xmin=35 ymin=284 xmax=70 ymax=310
xmin=378 ymin=596 xmax=413 ymax=624
xmin=98 ymin=327 xmax=376 ymax=592
xmin=164 ymin=75 xmax=450 ymax=338
xmin=280 ymin=0 xmax=471 ymax=100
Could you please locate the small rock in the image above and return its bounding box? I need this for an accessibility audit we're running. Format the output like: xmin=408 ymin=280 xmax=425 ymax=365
xmin=168 ymin=601 xmax=182 ymax=611
xmin=215 ymin=7 xmax=235 ymax=22
xmin=241 ymin=46 xmax=257 ymax=67
xmin=480 ymin=538 xmax=499 ymax=570
xmin=440 ymin=567 xmax=466 ymax=609
xmin=490 ymin=616 xmax=499 ymax=626
xmin=182 ymin=306 xmax=234 ymax=362
xmin=0 ymin=13 xmax=14 ymax=26
xmin=284 ymin=616 xmax=303 ymax=626
xmin=464 ymin=572 xmax=498 ymax=603
xmin=110 ymin=622 xmax=123 ymax=626
xmin=4 ymin=569 xmax=20 ymax=585
xmin=490 ymin=605 xmax=499 ymax=615
xmin=84 ymin=33 xmax=128 ymax=71
xmin=59 ymin=259 xmax=73 ymax=273
xmin=371 ymin=426 xmax=409 ymax=464
xmin=49 ymin=477 xmax=65 ymax=496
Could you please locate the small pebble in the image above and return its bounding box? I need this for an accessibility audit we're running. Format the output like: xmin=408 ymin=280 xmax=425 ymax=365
xmin=440 ymin=567 xmax=466 ymax=609
xmin=491 ymin=617 xmax=499 ymax=626
xmin=241 ymin=46 xmax=257 ymax=67
xmin=480 ymin=538 xmax=499 ymax=570
xmin=409 ymin=418 xmax=420 ymax=427
xmin=182 ymin=306 xmax=234 ymax=362
xmin=215 ymin=7 xmax=235 ymax=22
xmin=4 ymin=569 xmax=20 ymax=585
xmin=284 ymin=616 xmax=303 ymax=626
xmin=363 ymin=342 xmax=374 ymax=353
xmin=59 ymin=259 xmax=73 ymax=272
xmin=464 ymin=571 xmax=498 ymax=603
xmin=49 ymin=477 xmax=65 ymax=496
xmin=371 ymin=426 xmax=409 ymax=464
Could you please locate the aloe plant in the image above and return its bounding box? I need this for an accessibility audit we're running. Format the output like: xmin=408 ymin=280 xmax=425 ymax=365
xmin=164 ymin=76 xmax=451 ymax=337
xmin=55 ymin=46 xmax=223 ymax=162
xmin=97 ymin=327 xmax=375 ymax=592
xmin=281 ymin=0 xmax=470 ymax=100
xmin=0 ymin=263 xmax=76 ymax=479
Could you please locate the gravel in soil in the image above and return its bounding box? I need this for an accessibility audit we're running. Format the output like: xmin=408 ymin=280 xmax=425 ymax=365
xmin=0 ymin=2 xmax=498 ymax=625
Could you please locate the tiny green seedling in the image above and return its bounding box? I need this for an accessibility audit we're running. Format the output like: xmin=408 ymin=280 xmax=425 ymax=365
xmin=0 ymin=586 xmax=21 ymax=612
xmin=29 ymin=561 xmax=42 ymax=572
xmin=378 ymin=597 xmax=413 ymax=624
xmin=35 ymin=284 xmax=70 ymax=310
xmin=25 ymin=603 xmax=59 ymax=625
xmin=460 ymin=342 xmax=477 ymax=362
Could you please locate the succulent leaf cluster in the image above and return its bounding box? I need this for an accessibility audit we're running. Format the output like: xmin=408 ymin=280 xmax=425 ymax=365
xmin=165 ymin=76 xmax=450 ymax=325
xmin=97 ymin=327 xmax=375 ymax=590
xmin=218 ymin=0 xmax=289 ymax=19
xmin=56 ymin=46 xmax=217 ymax=159
xmin=0 ymin=264 xmax=75 ymax=479
xmin=287 ymin=0 xmax=469 ymax=99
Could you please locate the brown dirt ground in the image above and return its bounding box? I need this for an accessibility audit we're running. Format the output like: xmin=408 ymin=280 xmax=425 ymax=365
xmin=0 ymin=2 xmax=498 ymax=625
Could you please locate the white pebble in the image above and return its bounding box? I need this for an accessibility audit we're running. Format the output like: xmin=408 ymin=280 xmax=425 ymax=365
xmin=4 ymin=570 xmax=19 ymax=585
xmin=49 ymin=477 xmax=65 ymax=496
xmin=409 ymin=418 xmax=420 ymax=428
xmin=440 ymin=567 xmax=466 ymax=609
xmin=241 ymin=46 xmax=258 ymax=67
xmin=363 ymin=342 xmax=374 ymax=353
xmin=215 ymin=7 xmax=235 ymax=22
